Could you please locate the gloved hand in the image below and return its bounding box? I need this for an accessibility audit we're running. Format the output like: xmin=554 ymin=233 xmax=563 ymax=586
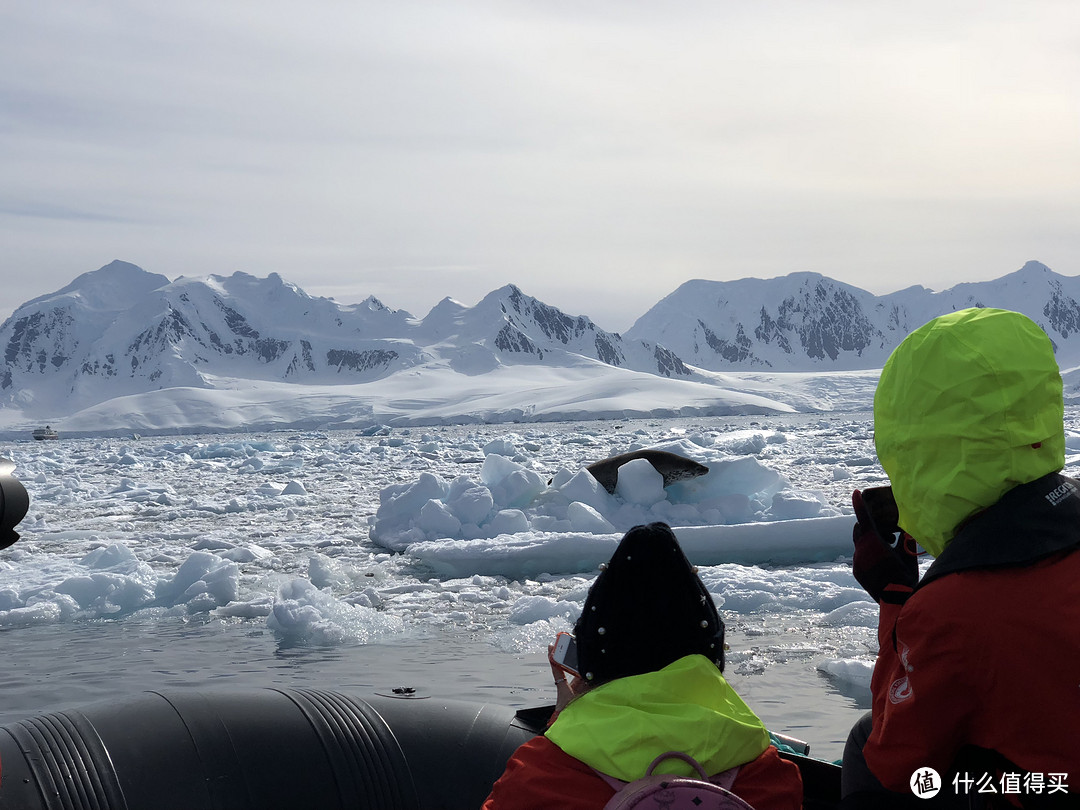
xmin=852 ymin=488 xmax=919 ymax=604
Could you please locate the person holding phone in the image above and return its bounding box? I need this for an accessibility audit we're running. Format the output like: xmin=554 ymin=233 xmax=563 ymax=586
xmin=482 ymin=522 xmax=802 ymax=809
xmin=842 ymin=308 xmax=1080 ymax=806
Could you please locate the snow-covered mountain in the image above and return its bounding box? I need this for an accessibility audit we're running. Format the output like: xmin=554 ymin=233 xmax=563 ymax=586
xmin=416 ymin=284 xmax=690 ymax=378
xmin=1 ymin=262 xmax=418 ymax=408
xmin=625 ymin=261 xmax=1080 ymax=371
xmin=3 ymin=258 xmax=1079 ymax=434
xmin=0 ymin=261 xmax=690 ymax=416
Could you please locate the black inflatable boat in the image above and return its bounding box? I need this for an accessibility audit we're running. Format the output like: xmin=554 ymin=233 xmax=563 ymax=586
xmin=0 ymin=687 xmax=840 ymax=809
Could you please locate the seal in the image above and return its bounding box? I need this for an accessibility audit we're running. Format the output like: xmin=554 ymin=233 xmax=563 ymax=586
xmin=585 ymin=450 xmax=709 ymax=494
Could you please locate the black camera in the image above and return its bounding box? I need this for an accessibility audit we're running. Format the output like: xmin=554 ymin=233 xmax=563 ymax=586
xmin=861 ymin=485 xmax=900 ymax=537
xmin=0 ymin=459 xmax=29 ymax=550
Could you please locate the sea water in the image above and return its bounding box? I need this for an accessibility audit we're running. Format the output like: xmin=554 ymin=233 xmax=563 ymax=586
xmin=3 ymin=412 xmax=1075 ymax=760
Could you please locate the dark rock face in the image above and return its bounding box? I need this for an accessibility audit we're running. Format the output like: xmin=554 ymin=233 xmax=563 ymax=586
xmin=326 ymin=349 xmax=399 ymax=373
xmin=1044 ymin=284 xmax=1080 ymax=339
xmin=493 ymin=285 xmax=690 ymax=377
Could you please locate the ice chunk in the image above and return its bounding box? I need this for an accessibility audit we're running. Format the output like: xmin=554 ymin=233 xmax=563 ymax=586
xmin=557 ymin=469 xmax=616 ymax=516
xmin=483 ymin=438 xmax=516 ymax=457
xmin=57 ymin=573 xmax=156 ymax=613
xmin=309 ymin=553 xmax=350 ymax=589
xmin=479 ymin=454 xmax=545 ymax=509
xmin=371 ymin=472 xmax=450 ymax=550
xmin=567 ymin=502 xmax=616 ymax=533
xmin=268 ymin=578 xmax=404 ymax=645
xmin=479 ymin=455 xmax=545 ymax=508
xmin=281 ymin=480 xmax=308 ymax=495
xmin=0 ymin=602 xmax=64 ymax=628
xmin=445 ymin=478 xmax=494 ymax=525
xmin=615 ymin=457 xmax=666 ymax=507
xmin=492 ymin=469 xmax=545 ymax=510
xmin=770 ymin=490 xmax=826 ymax=520
xmin=486 ymin=509 xmax=530 ymax=535
xmin=419 ymin=499 xmax=463 ymax=538
xmin=156 ymin=551 xmax=238 ymax=608
xmin=508 ymin=595 xmax=581 ymax=625
xmin=817 ymin=658 xmax=874 ymax=690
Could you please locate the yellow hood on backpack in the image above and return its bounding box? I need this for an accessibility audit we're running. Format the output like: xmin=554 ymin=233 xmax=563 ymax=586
xmin=874 ymin=308 xmax=1065 ymax=557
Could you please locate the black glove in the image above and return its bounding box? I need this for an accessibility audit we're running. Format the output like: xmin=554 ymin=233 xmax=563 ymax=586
xmin=852 ymin=488 xmax=918 ymax=604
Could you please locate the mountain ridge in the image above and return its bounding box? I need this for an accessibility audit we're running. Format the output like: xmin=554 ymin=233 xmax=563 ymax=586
xmin=624 ymin=260 xmax=1080 ymax=371
xmin=0 ymin=263 xmax=694 ymax=416
xmin=3 ymin=259 xmax=1079 ymax=430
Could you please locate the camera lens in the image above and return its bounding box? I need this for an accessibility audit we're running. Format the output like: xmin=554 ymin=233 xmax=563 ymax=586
xmin=0 ymin=460 xmax=29 ymax=549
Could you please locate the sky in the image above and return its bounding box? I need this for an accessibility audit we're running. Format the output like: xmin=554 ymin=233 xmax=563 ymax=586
xmin=3 ymin=1 xmax=1079 ymax=333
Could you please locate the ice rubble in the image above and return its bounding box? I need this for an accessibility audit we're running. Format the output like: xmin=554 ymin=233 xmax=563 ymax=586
xmin=370 ymin=435 xmax=850 ymax=577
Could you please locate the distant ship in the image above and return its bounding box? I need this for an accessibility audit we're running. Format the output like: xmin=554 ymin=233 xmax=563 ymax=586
xmin=31 ymin=426 xmax=59 ymax=441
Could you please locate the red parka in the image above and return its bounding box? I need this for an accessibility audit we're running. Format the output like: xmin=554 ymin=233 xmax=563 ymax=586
xmin=864 ymin=474 xmax=1080 ymax=797
xmin=483 ymin=655 xmax=802 ymax=809
xmin=483 ymin=735 xmax=799 ymax=810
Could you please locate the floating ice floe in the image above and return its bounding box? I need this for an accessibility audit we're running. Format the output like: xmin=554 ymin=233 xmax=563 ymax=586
xmin=371 ymin=437 xmax=849 ymax=575
xmin=267 ymin=578 xmax=404 ymax=645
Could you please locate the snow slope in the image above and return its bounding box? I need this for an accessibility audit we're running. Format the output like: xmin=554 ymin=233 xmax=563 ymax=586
xmin=3 ymin=259 xmax=1079 ymax=435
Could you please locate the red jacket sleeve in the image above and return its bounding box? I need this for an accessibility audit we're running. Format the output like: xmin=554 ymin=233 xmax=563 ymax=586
xmin=482 ymin=736 xmax=802 ymax=810
xmin=863 ymin=587 xmax=975 ymax=792
xmin=729 ymin=745 xmax=803 ymax=810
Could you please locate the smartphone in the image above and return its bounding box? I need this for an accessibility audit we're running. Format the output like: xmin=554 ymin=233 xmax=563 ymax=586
xmin=861 ymin=485 xmax=900 ymax=537
xmin=551 ymin=632 xmax=580 ymax=678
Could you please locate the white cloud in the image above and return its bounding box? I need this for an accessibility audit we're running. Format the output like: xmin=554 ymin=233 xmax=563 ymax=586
xmin=2 ymin=0 xmax=1079 ymax=330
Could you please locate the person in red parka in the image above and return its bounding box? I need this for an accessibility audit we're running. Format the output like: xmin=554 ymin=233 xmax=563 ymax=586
xmin=842 ymin=309 xmax=1080 ymax=808
xmin=483 ymin=522 xmax=802 ymax=810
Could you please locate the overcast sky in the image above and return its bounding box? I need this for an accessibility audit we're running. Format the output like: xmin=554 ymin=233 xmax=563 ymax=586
xmin=3 ymin=1 xmax=1079 ymax=332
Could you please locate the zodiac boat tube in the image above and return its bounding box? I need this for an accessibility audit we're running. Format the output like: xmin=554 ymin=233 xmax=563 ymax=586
xmin=0 ymin=688 xmax=540 ymax=810
xmin=0 ymin=686 xmax=839 ymax=809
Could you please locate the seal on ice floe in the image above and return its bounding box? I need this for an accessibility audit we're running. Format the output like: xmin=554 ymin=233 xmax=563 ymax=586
xmin=585 ymin=450 xmax=709 ymax=494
